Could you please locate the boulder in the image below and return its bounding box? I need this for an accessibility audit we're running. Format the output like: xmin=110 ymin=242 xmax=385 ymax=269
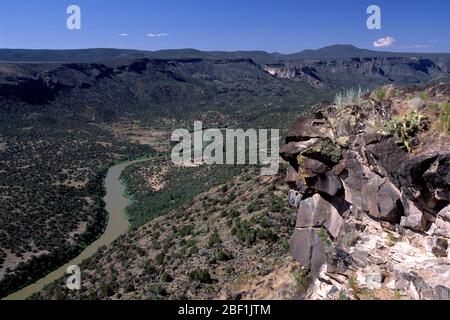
xmin=400 ymin=195 xmax=428 ymax=231
xmin=279 ymin=138 xmax=320 ymax=164
xmin=340 ymin=151 xmax=382 ymax=210
xmin=289 ymin=227 xmax=327 ymax=274
xmin=391 ymin=153 xmax=450 ymax=216
xmin=353 ymin=178 xmax=402 ymax=223
xmin=314 ymin=173 xmax=343 ymax=197
xmin=333 ymin=113 xmax=357 ymax=138
xmin=285 ymin=166 xmax=300 ymax=187
xmin=432 ymin=205 xmax=450 ymax=238
xmin=375 ymin=181 xmax=403 ymax=223
xmin=287 ymin=111 xmax=334 ymax=142
xmin=301 ymin=157 xmax=331 ymax=175
xmin=423 ymin=154 xmax=450 ymax=202
xmin=431 ymin=237 xmax=448 ymax=258
xmin=365 ymin=137 xmax=409 ymax=179
xmin=296 ymin=194 xmax=344 ymax=238
xmin=395 ymin=153 xmax=439 ymax=188
xmin=301 ymin=139 xmax=342 ymax=168
xmin=341 ymin=151 xmax=403 ymax=223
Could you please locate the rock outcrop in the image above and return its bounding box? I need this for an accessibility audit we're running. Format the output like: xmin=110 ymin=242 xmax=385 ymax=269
xmin=281 ymin=84 xmax=450 ymax=300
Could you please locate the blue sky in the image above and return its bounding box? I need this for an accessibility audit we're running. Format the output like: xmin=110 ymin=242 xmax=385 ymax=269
xmin=0 ymin=0 xmax=449 ymax=53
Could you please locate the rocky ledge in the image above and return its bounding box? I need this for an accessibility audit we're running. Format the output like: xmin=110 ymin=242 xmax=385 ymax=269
xmin=280 ymin=84 xmax=450 ymax=300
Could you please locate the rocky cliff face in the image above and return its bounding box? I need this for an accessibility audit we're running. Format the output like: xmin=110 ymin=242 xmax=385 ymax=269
xmin=265 ymin=57 xmax=450 ymax=89
xmin=281 ymin=84 xmax=450 ymax=300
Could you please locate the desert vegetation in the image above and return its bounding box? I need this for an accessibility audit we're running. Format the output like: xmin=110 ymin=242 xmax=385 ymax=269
xmin=33 ymin=167 xmax=298 ymax=300
xmin=0 ymin=115 xmax=153 ymax=297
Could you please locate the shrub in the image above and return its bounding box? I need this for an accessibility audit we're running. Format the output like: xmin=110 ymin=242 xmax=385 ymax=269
xmin=335 ymin=87 xmax=364 ymax=108
xmin=419 ymin=91 xmax=429 ymax=100
xmin=339 ymin=290 xmax=348 ymax=300
xmin=142 ymin=261 xmax=156 ymax=274
xmin=215 ymin=249 xmax=233 ymax=261
xmin=177 ymin=224 xmax=194 ymax=237
xmin=151 ymin=239 xmax=161 ymax=250
xmin=148 ymin=283 xmax=167 ymax=297
xmin=292 ymin=269 xmax=310 ymax=296
xmin=189 ymin=269 xmax=213 ymax=284
xmin=163 ymin=239 xmax=175 ymax=251
xmin=125 ymin=283 xmax=135 ymax=293
xmin=384 ymin=111 xmax=428 ymax=152
xmin=228 ymin=208 xmax=239 ymax=218
xmin=373 ymin=88 xmax=385 ymax=101
xmin=155 ymin=253 xmax=165 ymax=265
xmin=231 ymin=220 xmax=257 ymax=245
xmin=189 ymin=245 xmax=198 ymax=256
xmin=428 ymin=103 xmax=439 ymax=110
xmin=208 ymin=228 xmax=222 ymax=248
xmin=161 ymin=272 xmax=173 ymax=283
xmin=256 ymin=228 xmax=278 ymax=242
xmin=281 ymin=240 xmax=290 ymax=252
xmin=251 ymin=214 xmax=270 ymax=228
xmin=269 ymin=196 xmax=283 ymax=212
xmin=99 ymin=282 xmax=115 ymax=297
xmin=315 ymin=228 xmax=332 ymax=248
xmin=341 ymin=230 xmax=360 ymax=247
xmin=246 ymin=201 xmax=260 ymax=213
xmin=224 ymin=265 xmax=233 ymax=275
xmin=439 ymin=103 xmax=450 ymax=133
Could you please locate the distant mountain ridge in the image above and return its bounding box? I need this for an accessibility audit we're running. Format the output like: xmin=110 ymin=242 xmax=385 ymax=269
xmin=1 ymin=45 xmax=450 ymax=64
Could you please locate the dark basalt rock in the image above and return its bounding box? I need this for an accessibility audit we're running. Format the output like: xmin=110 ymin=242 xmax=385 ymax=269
xmin=376 ymin=181 xmax=404 ymax=223
xmin=281 ymin=84 xmax=450 ymax=298
xmin=365 ymin=137 xmax=410 ymax=179
xmin=289 ymin=228 xmax=327 ymax=275
xmin=279 ymin=138 xmax=320 ymax=166
xmin=296 ymin=194 xmax=344 ymax=239
xmin=298 ymin=138 xmax=342 ymax=168
xmin=286 ymin=111 xmax=335 ymax=142
xmin=423 ymin=154 xmax=450 ymax=201
xmin=282 ymin=84 xmax=450 ymax=283
xmin=431 ymin=238 xmax=448 ymax=258
xmin=432 ymin=205 xmax=450 ymax=238
xmin=314 ymin=173 xmax=343 ymax=197
xmin=301 ymin=157 xmax=331 ymax=175
xmin=400 ymin=194 xmax=429 ymax=231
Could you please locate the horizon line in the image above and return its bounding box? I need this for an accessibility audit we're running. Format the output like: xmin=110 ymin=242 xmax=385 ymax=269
xmin=0 ymin=44 xmax=449 ymax=55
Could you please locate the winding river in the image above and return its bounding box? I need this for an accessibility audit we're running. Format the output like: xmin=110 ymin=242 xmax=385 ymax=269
xmin=3 ymin=157 xmax=158 ymax=300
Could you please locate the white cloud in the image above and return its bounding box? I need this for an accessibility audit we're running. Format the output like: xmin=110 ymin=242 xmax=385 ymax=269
xmin=146 ymin=33 xmax=168 ymax=38
xmin=373 ymin=37 xmax=396 ymax=48
xmin=118 ymin=33 xmax=128 ymax=37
